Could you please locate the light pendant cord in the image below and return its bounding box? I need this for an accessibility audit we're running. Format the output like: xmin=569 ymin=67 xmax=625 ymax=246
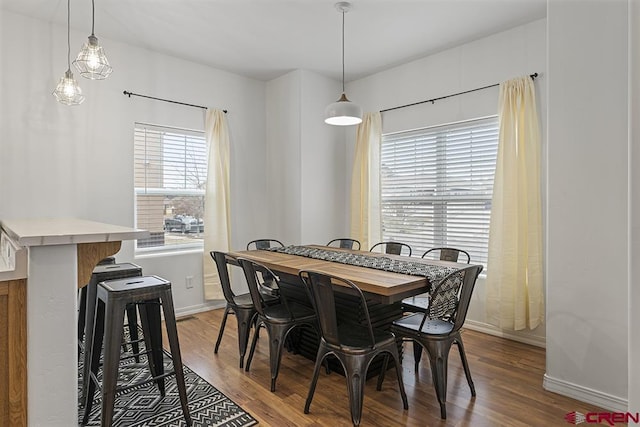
xmin=91 ymin=0 xmax=95 ymax=36
xmin=66 ymin=0 xmax=71 ymax=69
xmin=341 ymin=8 xmax=345 ymax=93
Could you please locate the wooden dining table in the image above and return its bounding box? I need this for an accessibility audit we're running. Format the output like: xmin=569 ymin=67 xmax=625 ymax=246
xmin=228 ymin=244 xmax=470 ymax=304
xmin=227 ymin=244 xmax=478 ymax=375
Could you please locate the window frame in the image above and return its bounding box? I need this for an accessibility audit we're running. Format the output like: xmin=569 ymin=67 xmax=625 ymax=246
xmin=133 ymin=122 xmax=207 ymax=254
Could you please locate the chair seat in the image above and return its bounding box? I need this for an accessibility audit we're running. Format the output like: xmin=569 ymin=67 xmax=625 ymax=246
xmin=335 ymin=324 xmax=396 ymax=351
xmin=401 ymin=293 xmax=429 ymax=311
xmin=263 ymin=301 xmax=316 ymax=323
xmin=393 ymin=313 xmax=454 ymax=336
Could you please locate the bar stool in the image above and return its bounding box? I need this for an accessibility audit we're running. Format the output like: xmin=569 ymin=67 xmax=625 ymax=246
xmin=78 ymin=256 xmax=116 ymax=355
xmin=82 ymin=275 xmax=191 ymax=427
xmin=80 ymin=262 xmax=143 ymax=403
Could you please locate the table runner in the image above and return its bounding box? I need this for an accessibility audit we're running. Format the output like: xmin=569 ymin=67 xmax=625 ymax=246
xmin=270 ymin=245 xmax=456 ymax=279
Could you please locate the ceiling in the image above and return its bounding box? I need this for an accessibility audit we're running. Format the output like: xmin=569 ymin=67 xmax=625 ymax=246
xmin=1 ymin=0 xmax=546 ymax=82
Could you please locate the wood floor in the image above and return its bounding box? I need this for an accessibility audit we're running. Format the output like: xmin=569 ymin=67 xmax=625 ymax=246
xmin=168 ymin=309 xmax=603 ymax=426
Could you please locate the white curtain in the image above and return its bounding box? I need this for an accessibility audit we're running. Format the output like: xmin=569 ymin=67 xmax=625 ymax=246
xmin=202 ymin=109 xmax=231 ymax=300
xmin=350 ymin=112 xmax=382 ymax=251
xmin=485 ymin=76 xmax=544 ymax=330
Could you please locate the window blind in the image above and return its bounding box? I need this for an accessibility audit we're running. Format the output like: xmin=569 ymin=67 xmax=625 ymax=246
xmin=134 ymin=123 xmax=207 ymax=250
xmin=380 ymin=116 xmax=499 ymax=267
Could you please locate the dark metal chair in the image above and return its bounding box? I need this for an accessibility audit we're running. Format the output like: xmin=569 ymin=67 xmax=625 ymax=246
xmin=246 ymin=239 xmax=285 ymax=250
xmin=369 ymin=241 xmax=412 ymax=256
xmin=299 ymin=270 xmax=408 ymax=426
xmin=383 ymin=264 xmax=483 ymax=419
xmin=238 ymin=258 xmax=318 ymax=392
xmin=402 ymin=248 xmax=472 ymax=368
xmin=402 ymin=247 xmax=471 ymax=313
xmin=210 ymin=251 xmax=278 ymax=369
xmin=326 ymin=238 xmax=361 ymax=250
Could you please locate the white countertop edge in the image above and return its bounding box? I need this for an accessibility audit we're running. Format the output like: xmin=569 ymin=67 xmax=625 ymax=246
xmin=0 ymin=218 xmax=150 ymax=247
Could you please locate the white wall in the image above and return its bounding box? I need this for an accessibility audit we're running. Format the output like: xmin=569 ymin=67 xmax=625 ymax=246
xmin=545 ymin=0 xmax=629 ymax=411
xmin=0 ymin=10 xmax=267 ymax=314
xmin=630 ymin=0 xmax=640 ymax=412
xmin=265 ymin=69 xmax=346 ymax=246
xmin=348 ymin=19 xmax=547 ymax=346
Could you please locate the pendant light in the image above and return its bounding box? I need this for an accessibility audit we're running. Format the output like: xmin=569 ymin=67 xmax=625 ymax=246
xmin=325 ymin=2 xmax=362 ymax=126
xmin=53 ymin=0 xmax=85 ymax=106
xmin=73 ymin=0 xmax=112 ymax=80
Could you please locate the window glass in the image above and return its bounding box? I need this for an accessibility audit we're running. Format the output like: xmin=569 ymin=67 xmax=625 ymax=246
xmin=380 ymin=117 xmax=498 ymax=267
xmin=134 ymin=123 xmax=207 ymax=252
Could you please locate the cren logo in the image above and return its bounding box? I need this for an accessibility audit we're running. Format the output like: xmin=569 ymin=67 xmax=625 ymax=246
xmin=565 ymin=411 xmax=640 ymax=425
xmin=565 ymin=411 xmax=586 ymax=424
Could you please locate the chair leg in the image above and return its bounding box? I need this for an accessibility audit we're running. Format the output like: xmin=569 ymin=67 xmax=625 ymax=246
xmin=245 ymin=320 xmax=261 ymax=372
xmin=160 ymin=289 xmax=192 ymax=427
xmin=455 ymin=336 xmax=475 ymax=396
xmin=342 ymin=353 xmax=374 ymax=427
xmin=376 ymin=354 xmax=389 ymax=391
xmin=423 ymin=339 xmax=454 ymax=419
xmin=375 ymin=348 xmax=408 ymax=410
xmin=389 ymin=348 xmax=409 ymax=410
xmin=304 ymin=344 xmax=330 ymax=414
xmin=214 ymin=305 xmax=231 ymax=354
xmin=266 ymin=323 xmax=290 ymax=392
xmin=235 ymin=309 xmax=255 ymax=369
xmin=412 ymin=340 xmax=422 ymax=371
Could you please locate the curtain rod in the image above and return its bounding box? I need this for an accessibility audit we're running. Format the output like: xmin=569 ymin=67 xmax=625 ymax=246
xmin=379 ymin=73 xmax=538 ymax=113
xmin=123 ymin=90 xmax=228 ymax=113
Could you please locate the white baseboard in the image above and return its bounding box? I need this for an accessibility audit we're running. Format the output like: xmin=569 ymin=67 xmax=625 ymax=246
xmin=175 ymin=301 xmax=224 ymax=318
xmin=464 ymin=319 xmax=546 ymax=348
xmin=543 ymin=374 xmax=628 ymax=412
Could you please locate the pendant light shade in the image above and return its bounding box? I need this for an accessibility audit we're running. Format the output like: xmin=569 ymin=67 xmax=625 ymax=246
xmin=325 ymin=93 xmax=363 ymax=126
xmin=73 ymin=0 xmax=112 ymax=80
xmin=74 ymin=35 xmax=112 ymax=79
xmin=53 ymin=69 xmax=85 ymax=105
xmin=53 ymin=0 xmax=84 ymax=106
xmin=325 ymin=2 xmax=362 ymax=126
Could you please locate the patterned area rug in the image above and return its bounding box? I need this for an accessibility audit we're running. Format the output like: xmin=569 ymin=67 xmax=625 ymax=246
xmin=78 ymin=343 xmax=258 ymax=427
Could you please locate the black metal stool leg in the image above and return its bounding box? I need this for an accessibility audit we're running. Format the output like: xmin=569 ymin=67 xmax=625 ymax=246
xmin=126 ymin=303 xmax=141 ymax=362
xmin=100 ymin=296 xmax=126 ymax=427
xmin=139 ymin=299 xmax=165 ymax=395
xmin=81 ymin=280 xmax=98 ymax=404
xmin=82 ymin=298 xmax=105 ymax=425
xmin=78 ymin=286 xmax=87 ymax=357
xmin=160 ymin=288 xmax=192 ymax=426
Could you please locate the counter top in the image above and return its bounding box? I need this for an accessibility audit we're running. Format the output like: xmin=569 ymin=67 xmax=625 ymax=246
xmin=0 ymin=218 xmax=149 ymax=247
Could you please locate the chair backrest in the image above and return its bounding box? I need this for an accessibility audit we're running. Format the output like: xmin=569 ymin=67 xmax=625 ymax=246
xmin=246 ymin=239 xmax=285 ymax=250
xmin=238 ymin=258 xmax=292 ymax=318
xmin=421 ymin=264 xmax=483 ymax=334
xmin=326 ymin=238 xmax=361 ymax=250
xmin=299 ymin=270 xmax=376 ymax=349
xmin=422 ymin=247 xmax=471 ymax=263
xmin=369 ymin=241 xmax=412 ymax=256
xmin=210 ymin=251 xmax=240 ymax=305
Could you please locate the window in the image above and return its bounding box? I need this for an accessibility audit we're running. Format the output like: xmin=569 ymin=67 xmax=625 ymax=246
xmin=134 ymin=123 xmax=207 ymax=252
xmin=380 ymin=117 xmax=499 ymax=267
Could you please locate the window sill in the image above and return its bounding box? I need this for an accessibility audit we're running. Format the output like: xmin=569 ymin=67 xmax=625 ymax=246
xmin=135 ymin=247 xmax=203 ymax=260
